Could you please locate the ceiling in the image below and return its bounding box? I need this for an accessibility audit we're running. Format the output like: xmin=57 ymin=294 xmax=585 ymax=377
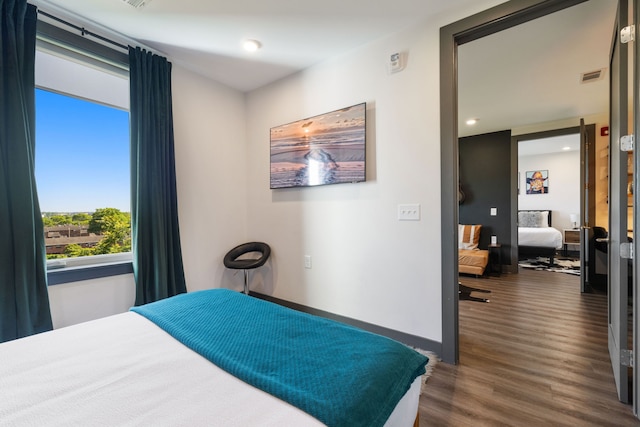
xmin=30 ymin=0 xmax=618 ymax=140
xmin=518 ymin=133 xmax=580 ymax=156
xmin=31 ymin=0 xmax=488 ymax=92
xmin=458 ymin=0 xmax=618 ymax=138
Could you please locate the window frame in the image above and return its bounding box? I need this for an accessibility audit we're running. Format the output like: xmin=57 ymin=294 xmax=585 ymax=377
xmin=36 ymin=19 xmax=132 ymax=286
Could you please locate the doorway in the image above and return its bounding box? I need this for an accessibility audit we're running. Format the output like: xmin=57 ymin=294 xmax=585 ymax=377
xmin=440 ymin=0 xmax=640 ymax=416
xmin=440 ymin=0 xmax=614 ymax=363
xmin=513 ymin=126 xmax=598 ymax=288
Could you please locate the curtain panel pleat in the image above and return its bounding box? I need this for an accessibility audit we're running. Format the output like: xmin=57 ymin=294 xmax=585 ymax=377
xmin=0 ymin=0 xmax=53 ymax=342
xmin=129 ymin=46 xmax=186 ymax=305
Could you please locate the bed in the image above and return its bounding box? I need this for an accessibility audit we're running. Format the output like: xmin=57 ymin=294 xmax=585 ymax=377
xmin=0 ymin=289 xmax=428 ymax=427
xmin=518 ymin=210 xmax=563 ymax=265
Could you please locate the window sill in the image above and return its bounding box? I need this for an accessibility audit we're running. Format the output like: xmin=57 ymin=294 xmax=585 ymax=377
xmin=47 ymin=253 xmax=133 ymax=286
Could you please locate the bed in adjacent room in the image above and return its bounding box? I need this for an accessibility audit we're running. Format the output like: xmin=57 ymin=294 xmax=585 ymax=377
xmin=518 ymin=210 xmax=562 ymax=265
xmin=0 ymin=289 xmax=428 ymax=427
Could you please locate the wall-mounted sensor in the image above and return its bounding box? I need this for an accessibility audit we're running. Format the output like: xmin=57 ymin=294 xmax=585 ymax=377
xmin=389 ymin=52 xmax=405 ymax=73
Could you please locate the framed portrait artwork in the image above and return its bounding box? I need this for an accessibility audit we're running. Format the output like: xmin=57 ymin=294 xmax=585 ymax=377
xmin=526 ymin=170 xmax=548 ymax=194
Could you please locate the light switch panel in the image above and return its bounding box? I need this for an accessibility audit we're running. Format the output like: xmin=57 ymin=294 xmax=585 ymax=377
xmin=398 ymin=204 xmax=420 ymax=221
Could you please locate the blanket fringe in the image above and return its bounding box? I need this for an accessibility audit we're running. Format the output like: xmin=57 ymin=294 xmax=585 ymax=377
xmin=410 ymin=348 xmax=439 ymax=394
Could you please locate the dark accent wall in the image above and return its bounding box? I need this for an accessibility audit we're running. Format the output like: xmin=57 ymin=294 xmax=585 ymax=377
xmin=459 ymin=130 xmax=512 ymax=266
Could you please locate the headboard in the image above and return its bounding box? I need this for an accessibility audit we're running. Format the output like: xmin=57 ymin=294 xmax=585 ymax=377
xmin=518 ymin=210 xmax=552 ymax=227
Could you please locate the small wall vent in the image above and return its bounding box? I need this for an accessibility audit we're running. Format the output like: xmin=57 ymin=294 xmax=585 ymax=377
xmin=122 ymin=0 xmax=150 ymax=8
xmin=580 ymin=69 xmax=605 ymax=84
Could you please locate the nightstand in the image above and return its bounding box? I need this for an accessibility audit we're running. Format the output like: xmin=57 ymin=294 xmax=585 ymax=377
xmin=488 ymin=244 xmax=502 ymax=276
xmin=563 ymin=229 xmax=580 ymax=256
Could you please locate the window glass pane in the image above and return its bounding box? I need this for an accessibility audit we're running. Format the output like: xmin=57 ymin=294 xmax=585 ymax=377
xmin=35 ymin=88 xmax=131 ymax=260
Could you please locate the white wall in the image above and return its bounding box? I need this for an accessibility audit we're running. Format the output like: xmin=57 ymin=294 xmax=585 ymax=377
xmin=48 ymin=274 xmax=135 ymax=329
xmin=171 ymin=66 xmax=250 ymax=293
xmin=242 ymin=4 xmax=504 ymax=343
xmin=518 ymin=150 xmax=581 ymax=231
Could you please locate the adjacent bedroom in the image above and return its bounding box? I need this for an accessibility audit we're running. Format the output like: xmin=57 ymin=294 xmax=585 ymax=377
xmin=517 ymin=133 xmax=581 ymax=276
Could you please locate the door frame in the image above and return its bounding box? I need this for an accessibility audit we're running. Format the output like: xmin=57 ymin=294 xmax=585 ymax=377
xmin=510 ymin=125 xmax=596 ymax=288
xmin=439 ymin=0 xmax=589 ymax=364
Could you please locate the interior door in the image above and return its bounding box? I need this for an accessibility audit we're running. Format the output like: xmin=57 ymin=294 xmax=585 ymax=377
xmin=579 ymin=119 xmax=591 ymax=293
xmin=608 ymin=0 xmax=633 ymax=405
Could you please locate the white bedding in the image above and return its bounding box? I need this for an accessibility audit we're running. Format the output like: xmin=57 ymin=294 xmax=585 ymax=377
xmin=518 ymin=226 xmax=563 ymax=249
xmin=0 ymin=312 xmax=419 ymax=426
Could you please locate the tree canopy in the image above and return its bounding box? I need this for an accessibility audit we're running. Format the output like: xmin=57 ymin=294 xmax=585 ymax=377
xmin=45 ymin=208 xmax=131 ymax=259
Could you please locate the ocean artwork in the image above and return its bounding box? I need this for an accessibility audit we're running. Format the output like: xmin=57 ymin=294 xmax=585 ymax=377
xmin=270 ymin=103 xmax=366 ymax=189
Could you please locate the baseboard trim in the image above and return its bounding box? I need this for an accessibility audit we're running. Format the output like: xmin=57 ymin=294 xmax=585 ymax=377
xmin=250 ymin=291 xmax=442 ymax=356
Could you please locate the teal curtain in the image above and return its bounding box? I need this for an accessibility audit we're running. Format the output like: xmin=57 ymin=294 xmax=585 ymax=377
xmin=129 ymin=46 xmax=186 ymax=305
xmin=0 ymin=0 xmax=53 ymax=342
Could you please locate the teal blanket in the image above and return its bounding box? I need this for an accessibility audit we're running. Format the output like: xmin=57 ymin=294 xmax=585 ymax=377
xmin=131 ymin=289 xmax=427 ymax=427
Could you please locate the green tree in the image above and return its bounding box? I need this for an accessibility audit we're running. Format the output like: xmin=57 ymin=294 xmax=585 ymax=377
xmin=72 ymin=212 xmax=92 ymax=225
xmin=89 ymin=208 xmax=127 ymax=234
xmin=64 ymin=244 xmax=94 ymax=258
xmin=89 ymin=208 xmax=131 ymax=255
xmin=49 ymin=214 xmax=72 ymax=226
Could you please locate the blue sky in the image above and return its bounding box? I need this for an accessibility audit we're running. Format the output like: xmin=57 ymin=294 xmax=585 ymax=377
xmin=35 ymin=88 xmax=130 ymax=213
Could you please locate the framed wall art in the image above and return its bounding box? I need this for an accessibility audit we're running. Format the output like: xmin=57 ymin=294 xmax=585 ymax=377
xmin=526 ymin=170 xmax=549 ymax=194
xmin=270 ymin=103 xmax=366 ymax=189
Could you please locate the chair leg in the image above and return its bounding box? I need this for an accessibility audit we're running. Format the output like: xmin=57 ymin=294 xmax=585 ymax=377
xmin=243 ymin=270 xmax=249 ymax=295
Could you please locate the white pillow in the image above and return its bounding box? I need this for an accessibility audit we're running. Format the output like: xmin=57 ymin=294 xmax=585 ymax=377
xmin=459 ymin=224 xmax=482 ymax=249
xmin=539 ymin=211 xmax=549 ymax=227
xmin=518 ymin=211 xmax=549 ymax=228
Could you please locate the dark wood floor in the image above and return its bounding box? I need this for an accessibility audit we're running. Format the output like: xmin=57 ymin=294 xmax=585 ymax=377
xmin=419 ymin=268 xmax=640 ymax=426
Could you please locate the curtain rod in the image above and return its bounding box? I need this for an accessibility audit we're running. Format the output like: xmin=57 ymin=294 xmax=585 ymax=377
xmin=37 ymin=9 xmax=129 ymax=52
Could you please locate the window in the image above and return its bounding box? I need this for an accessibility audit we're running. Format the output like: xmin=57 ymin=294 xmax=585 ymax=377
xmin=35 ymin=20 xmax=132 ymax=283
xmin=36 ymin=88 xmax=130 ymax=260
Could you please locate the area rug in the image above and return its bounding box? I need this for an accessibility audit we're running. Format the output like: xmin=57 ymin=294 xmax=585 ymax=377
xmin=411 ymin=348 xmax=439 ymax=394
xmin=519 ymin=257 xmax=580 ymax=275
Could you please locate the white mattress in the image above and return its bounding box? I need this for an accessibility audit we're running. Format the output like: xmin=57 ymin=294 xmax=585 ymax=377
xmin=518 ymin=226 xmax=563 ymax=249
xmin=0 ymin=312 xmax=419 ymax=426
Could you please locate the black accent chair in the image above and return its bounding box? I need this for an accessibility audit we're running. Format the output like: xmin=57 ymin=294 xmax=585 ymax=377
xmin=593 ymin=226 xmax=608 ymax=253
xmin=591 ymin=226 xmax=633 ymax=295
xmin=590 ymin=226 xmax=609 ymax=290
xmin=223 ymin=242 xmax=271 ymax=295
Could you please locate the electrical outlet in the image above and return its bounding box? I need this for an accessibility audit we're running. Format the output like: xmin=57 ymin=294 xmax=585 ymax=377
xmin=398 ymin=204 xmax=420 ymax=221
xmin=304 ymin=255 xmax=312 ymax=269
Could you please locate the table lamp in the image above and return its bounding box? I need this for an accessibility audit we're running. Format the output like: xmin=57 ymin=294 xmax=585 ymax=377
xmin=569 ymin=213 xmax=578 ymax=229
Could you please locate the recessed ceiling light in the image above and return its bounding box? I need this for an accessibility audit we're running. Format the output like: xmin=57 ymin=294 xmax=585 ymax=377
xmin=243 ymin=39 xmax=262 ymax=52
xmin=466 ymin=118 xmax=478 ymax=126
xmin=562 ymin=146 xmax=571 ymax=151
